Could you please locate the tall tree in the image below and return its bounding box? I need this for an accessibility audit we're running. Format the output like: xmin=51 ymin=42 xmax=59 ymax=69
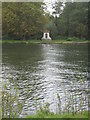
xmin=53 ymin=2 xmax=88 ymax=39
xmin=2 ymin=2 xmax=48 ymax=40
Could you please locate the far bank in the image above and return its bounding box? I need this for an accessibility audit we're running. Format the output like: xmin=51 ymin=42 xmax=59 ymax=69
xmin=1 ymin=39 xmax=89 ymax=44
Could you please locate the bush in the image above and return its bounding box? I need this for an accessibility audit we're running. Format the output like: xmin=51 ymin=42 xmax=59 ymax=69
xmin=54 ymin=35 xmax=67 ymax=40
xmin=66 ymin=37 xmax=86 ymax=41
xmin=66 ymin=37 xmax=79 ymax=41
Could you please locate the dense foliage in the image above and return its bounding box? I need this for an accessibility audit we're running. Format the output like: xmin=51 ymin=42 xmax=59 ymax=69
xmin=47 ymin=2 xmax=88 ymax=39
xmin=50 ymin=2 xmax=88 ymax=40
xmin=2 ymin=2 xmax=88 ymax=40
xmin=2 ymin=2 xmax=48 ymax=40
xmin=88 ymin=2 xmax=90 ymax=40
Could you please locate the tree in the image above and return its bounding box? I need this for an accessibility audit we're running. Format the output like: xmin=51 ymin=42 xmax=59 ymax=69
xmin=52 ymin=2 xmax=88 ymax=39
xmin=2 ymin=2 xmax=48 ymax=40
xmin=76 ymin=23 xmax=88 ymax=38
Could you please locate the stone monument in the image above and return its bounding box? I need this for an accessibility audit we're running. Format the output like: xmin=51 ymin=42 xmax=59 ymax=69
xmin=42 ymin=30 xmax=52 ymax=40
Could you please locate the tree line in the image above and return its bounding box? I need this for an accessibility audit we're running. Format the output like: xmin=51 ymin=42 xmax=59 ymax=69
xmin=2 ymin=2 xmax=88 ymax=40
xmin=47 ymin=2 xmax=88 ymax=40
xmin=2 ymin=2 xmax=48 ymax=40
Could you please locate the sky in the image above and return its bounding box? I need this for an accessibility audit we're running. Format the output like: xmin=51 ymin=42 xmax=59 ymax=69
xmin=44 ymin=0 xmax=65 ymax=16
xmin=44 ymin=0 xmax=57 ymax=15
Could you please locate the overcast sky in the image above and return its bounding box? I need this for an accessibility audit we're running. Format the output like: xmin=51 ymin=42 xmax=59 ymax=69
xmin=43 ymin=0 xmax=65 ymax=16
xmin=44 ymin=0 xmax=57 ymax=15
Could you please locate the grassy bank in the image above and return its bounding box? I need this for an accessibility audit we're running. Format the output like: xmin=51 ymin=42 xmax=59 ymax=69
xmin=1 ymin=39 xmax=88 ymax=44
xmin=26 ymin=111 xmax=88 ymax=118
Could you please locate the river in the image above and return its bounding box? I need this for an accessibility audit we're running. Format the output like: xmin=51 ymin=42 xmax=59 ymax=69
xmin=2 ymin=43 xmax=88 ymax=117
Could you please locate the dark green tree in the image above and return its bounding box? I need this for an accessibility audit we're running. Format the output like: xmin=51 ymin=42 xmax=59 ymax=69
xmin=53 ymin=2 xmax=88 ymax=39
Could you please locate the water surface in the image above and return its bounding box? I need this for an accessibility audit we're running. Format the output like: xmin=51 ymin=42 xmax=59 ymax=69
xmin=2 ymin=43 xmax=88 ymax=117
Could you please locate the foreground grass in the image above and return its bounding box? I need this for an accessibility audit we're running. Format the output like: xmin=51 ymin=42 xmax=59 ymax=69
xmin=1 ymin=39 xmax=88 ymax=44
xmin=26 ymin=111 xmax=88 ymax=118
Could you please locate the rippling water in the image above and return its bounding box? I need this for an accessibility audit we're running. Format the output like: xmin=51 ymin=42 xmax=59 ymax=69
xmin=2 ymin=43 xmax=88 ymax=117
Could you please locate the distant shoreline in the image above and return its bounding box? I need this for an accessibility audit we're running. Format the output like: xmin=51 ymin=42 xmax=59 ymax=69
xmin=1 ymin=40 xmax=89 ymax=44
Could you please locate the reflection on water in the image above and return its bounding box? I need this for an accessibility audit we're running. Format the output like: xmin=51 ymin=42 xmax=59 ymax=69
xmin=2 ymin=43 xmax=88 ymax=117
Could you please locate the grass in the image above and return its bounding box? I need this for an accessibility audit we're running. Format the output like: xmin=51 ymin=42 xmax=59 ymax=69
xmin=1 ymin=39 xmax=89 ymax=44
xmin=26 ymin=111 xmax=88 ymax=118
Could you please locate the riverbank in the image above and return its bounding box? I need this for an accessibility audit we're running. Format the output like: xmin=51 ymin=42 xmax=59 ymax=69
xmin=1 ymin=39 xmax=89 ymax=44
xmin=26 ymin=111 xmax=88 ymax=118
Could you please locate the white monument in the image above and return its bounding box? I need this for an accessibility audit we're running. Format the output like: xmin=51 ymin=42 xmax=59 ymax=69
xmin=42 ymin=30 xmax=52 ymax=40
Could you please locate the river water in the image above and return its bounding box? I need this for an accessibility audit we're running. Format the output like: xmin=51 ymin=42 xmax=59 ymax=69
xmin=2 ymin=43 xmax=88 ymax=117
